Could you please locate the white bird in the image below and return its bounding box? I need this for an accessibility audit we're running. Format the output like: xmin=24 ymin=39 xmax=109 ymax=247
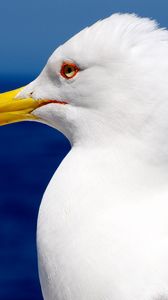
xmin=1 ymin=13 xmax=168 ymax=300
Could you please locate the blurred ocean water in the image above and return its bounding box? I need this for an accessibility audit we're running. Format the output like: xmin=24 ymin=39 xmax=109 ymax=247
xmin=0 ymin=77 xmax=70 ymax=300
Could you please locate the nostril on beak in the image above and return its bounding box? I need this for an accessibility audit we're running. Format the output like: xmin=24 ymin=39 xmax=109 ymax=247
xmin=29 ymin=91 xmax=34 ymax=97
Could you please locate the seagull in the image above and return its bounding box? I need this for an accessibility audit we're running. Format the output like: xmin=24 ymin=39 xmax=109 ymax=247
xmin=1 ymin=13 xmax=168 ymax=300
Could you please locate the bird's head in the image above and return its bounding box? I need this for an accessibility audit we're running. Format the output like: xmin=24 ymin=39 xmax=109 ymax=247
xmin=1 ymin=13 xmax=168 ymax=149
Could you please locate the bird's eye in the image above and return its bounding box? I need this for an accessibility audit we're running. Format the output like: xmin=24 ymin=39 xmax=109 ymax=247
xmin=60 ymin=62 xmax=79 ymax=79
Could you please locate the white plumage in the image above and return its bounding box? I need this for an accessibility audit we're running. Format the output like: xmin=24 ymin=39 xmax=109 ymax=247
xmin=17 ymin=13 xmax=168 ymax=300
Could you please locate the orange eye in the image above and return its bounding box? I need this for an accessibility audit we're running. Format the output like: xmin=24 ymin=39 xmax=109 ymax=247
xmin=60 ymin=62 xmax=79 ymax=79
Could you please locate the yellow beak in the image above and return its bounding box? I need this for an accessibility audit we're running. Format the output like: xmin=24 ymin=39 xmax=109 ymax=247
xmin=0 ymin=87 xmax=54 ymax=126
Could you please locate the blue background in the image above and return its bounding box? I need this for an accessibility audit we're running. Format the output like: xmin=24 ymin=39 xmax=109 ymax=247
xmin=0 ymin=0 xmax=167 ymax=299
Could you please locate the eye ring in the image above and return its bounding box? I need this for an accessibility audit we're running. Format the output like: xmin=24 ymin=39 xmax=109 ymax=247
xmin=60 ymin=62 xmax=79 ymax=79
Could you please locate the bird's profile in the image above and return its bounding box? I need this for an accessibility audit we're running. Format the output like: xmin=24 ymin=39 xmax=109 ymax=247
xmin=1 ymin=13 xmax=168 ymax=300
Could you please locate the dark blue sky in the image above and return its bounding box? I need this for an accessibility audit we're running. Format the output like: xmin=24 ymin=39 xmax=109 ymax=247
xmin=1 ymin=0 xmax=168 ymax=78
xmin=0 ymin=1 xmax=168 ymax=300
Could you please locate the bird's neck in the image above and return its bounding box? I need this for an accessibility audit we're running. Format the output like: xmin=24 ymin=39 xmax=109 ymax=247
xmin=55 ymin=144 xmax=165 ymax=213
xmin=67 ymin=127 xmax=168 ymax=193
xmin=58 ymin=106 xmax=168 ymax=188
xmin=64 ymin=108 xmax=167 ymax=158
